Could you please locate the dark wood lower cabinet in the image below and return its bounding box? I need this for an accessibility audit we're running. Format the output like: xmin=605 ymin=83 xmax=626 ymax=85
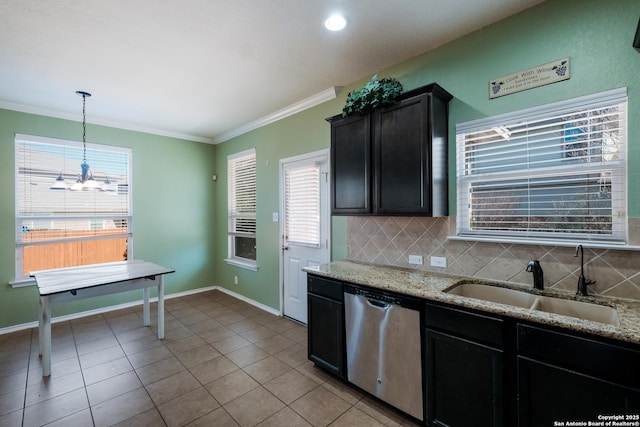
xmin=424 ymin=303 xmax=505 ymax=426
xmin=424 ymin=303 xmax=640 ymax=427
xmin=307 ymin=279 xmax=640 ymax=426
xmin=307 ymin=275 xmax=345 ymax=378
xmin=517 ymin=323 xmax=640 ymax=424
xmin=517 ymin=357 xmax=640 ymax=426
xmin=425 ymin=330 xmax=504 ymax=427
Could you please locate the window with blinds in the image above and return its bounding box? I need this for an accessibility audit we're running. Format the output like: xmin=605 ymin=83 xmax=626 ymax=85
xmin=227 ymin=149 xmax=257 ymax=266
xmin=456 ymin=88 xmax=627 ymax=244
xmin=285 ymin=163 xmax=321 ymax=247
xmin=15 ymin=134 xmax=132 ymax=279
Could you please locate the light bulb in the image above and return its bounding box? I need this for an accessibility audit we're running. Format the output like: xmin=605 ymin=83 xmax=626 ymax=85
xmin=324 ymin=14 xmax=347 ymax=31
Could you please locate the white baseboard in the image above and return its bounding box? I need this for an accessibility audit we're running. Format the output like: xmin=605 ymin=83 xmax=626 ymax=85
xmin=0 ymin=285 xmax=280 ymax=336
xmin=215 ymin=286 xmax=281 ymax=317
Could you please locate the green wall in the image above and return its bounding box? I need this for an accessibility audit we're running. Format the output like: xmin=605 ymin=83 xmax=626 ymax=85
xmin=2 ymin=0 xmax=639 ymax=329
xmin=213 ymin=102 xmax=347 ymax=310
xmin=214 ymin=0 xmax=640 ymax=308
xmin=0 ymin=109 xmax=217 ymax=329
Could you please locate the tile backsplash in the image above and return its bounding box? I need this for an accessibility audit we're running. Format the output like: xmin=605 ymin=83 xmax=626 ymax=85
xmin=346 ymin=216 xmax=640 ymax=302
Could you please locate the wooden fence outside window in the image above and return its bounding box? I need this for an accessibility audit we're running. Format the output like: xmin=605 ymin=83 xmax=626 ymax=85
xmin=22 ymin=229 xmax=127 ymax=275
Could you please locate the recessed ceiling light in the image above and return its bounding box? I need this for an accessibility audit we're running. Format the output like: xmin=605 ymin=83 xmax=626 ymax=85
xmin=324 ymin=13 xmax=347 ymax=31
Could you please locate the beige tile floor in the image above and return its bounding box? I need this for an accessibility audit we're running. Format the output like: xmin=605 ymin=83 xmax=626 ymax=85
xmin=0 ymin=290 xmax=420 ymax=426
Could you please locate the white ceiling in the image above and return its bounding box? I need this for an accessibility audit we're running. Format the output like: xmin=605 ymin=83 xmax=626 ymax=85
xmin=0 ymin=0 xmax=545 ymax=144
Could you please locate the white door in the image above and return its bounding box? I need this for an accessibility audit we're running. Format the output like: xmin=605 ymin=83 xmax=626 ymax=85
xmin=280 ymin=151 xmax=330 ymax=324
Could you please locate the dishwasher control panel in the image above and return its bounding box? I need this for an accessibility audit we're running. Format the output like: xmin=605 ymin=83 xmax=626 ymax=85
xmin=343 ymin=283 xmax=422 ymax=310
xmin=352 ymin=288 xmax=403 ymax=305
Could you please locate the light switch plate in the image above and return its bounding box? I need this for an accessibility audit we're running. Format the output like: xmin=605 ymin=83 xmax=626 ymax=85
xmin=272 ymin=212 xmax=278 ymax=222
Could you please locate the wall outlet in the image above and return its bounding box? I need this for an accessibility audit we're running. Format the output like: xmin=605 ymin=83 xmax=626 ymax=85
xmin=430 ymin=256 xmax=447 ymax=268
xmin=234 ymin=275 xmax=238 ymax=285
xmin=408 ymin=255 xmax=423 ymax=265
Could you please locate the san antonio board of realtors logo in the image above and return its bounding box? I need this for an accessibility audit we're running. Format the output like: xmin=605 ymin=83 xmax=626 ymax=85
xmin=489 ymin=57 xmax=571 ymax=99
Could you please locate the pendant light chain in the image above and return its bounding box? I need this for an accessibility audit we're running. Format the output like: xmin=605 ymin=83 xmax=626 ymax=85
xmin=76 ymin=90 xmax=91 ymax=163
xmin=82 ymin=93 xmax=87 ymax=162
xmin=49 ymin=90 xmax=95 ymax=191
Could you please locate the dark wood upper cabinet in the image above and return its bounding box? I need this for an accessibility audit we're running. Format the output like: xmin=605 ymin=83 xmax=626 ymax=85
xmin=330 ymin=114 xmax=371 ymax=214
xmin=327 ymin=83 xmax=452 ymax=216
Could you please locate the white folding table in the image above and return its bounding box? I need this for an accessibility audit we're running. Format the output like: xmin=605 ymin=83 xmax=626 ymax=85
xmin=31 ymin=260 xmax=175 ymax=376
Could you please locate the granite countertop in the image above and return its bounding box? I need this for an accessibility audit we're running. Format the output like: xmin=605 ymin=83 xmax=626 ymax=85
xmin=304 ymin=260 xmax=640 ymax=345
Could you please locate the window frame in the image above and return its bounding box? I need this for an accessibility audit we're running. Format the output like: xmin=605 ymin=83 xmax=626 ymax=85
xmin=14 ymin=134 xmax=132 ymax=282
xmin=455 ymin=87 xmax=628 ymax=246
xmin=225 ymin=148 xmax=258 ymax=271
xmin=284 ymin=160 xmax=322 ymax=249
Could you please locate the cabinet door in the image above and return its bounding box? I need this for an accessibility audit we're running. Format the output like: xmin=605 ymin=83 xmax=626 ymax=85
xmin=425 ymin=329 xmax=504 ymax=427
xmin=307 ymin=293 xmax=345 ymax=377
xmin=330 ymin=114 xmax=371 ymax=214
xmin=374 ymin=94 xmax=430 ymax=214
xmin=518 ymin=357 xmax=640 ymax=426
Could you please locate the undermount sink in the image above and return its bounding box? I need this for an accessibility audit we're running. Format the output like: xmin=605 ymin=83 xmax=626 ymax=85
xmin=446 ymin=283 xmax=620 ymax=326
xmin=530 ymin=297 xmax=620 ymax=326
xmin=446 ymin=283 xmax=537 ymax=309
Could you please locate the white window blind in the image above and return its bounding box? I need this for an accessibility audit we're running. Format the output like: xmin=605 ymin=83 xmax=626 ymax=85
xmin=285 ymin=163 xmax=321 ymax=247
xmin=456 ymin=88 xmax=627 ymax=243
xmin=15 ymin=134 xmax=132 ymax=278
xmin=228 ymin=149 xmax=256 ymax=263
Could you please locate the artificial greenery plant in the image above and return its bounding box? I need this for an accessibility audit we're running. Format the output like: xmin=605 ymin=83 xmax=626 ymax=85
xmin=342 ymin=74 xmax=403 ymax=116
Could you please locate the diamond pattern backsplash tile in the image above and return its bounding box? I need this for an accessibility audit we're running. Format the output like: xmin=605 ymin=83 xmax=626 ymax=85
xmin=346 ymin=216 xmax=640 ymax=301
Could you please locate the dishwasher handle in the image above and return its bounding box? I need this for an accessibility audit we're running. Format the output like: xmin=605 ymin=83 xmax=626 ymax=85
xmin=366 ymin=298 xmax=390 ymax=309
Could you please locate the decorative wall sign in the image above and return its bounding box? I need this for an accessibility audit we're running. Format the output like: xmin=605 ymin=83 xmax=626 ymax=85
xmin=489 ymin=57 xmax=570 ymax=99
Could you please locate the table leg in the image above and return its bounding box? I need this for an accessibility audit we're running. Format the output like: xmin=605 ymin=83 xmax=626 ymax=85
xmin=157 ymin=276 xmax=165 ymax=339
xmin=40 ymin=296 xmax=52 ymax=377
xmin=143 ymin=287 xmax=150 ymax=326
xmin=38 ymin=296 xmax=43 ymax=356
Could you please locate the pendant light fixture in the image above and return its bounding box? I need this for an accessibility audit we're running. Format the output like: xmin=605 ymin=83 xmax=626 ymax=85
xmin=50 ymin=90 xmax=111 ymax=191
xmin=72 ymin=91 xmax=100 ymax=190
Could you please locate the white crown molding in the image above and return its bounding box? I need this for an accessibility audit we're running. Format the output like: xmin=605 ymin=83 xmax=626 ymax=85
xmin=0 ymin=99 xmax=215 ymax=144
xmin=1 ymin=86 xmax=341 ymax=145
xmin=0 ymin=100 xmax=78 ymax=123
xmin=91 ymin=117 xmax=216 ymax=144
xmin=212 ymin=86 xmax=342 ymax=144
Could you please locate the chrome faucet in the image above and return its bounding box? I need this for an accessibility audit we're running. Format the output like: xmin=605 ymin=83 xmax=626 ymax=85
xmin=525 ymin=260 xmax=544 ymax=290
xmin=574 ymin=244 xmax=595 ymax=296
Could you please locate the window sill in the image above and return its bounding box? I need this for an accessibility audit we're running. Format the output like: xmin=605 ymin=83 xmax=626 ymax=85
xmin=224 ymin=258 xmax=259 ymax=271
xmin=9 ymin=278 xmax=36 ymax=288
xmin=448 ymin=235 xmax=640 ymax=251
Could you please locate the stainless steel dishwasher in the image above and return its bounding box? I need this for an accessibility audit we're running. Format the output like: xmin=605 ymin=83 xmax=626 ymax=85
xmin=344 ymin=284 xmax=423 ymax=421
